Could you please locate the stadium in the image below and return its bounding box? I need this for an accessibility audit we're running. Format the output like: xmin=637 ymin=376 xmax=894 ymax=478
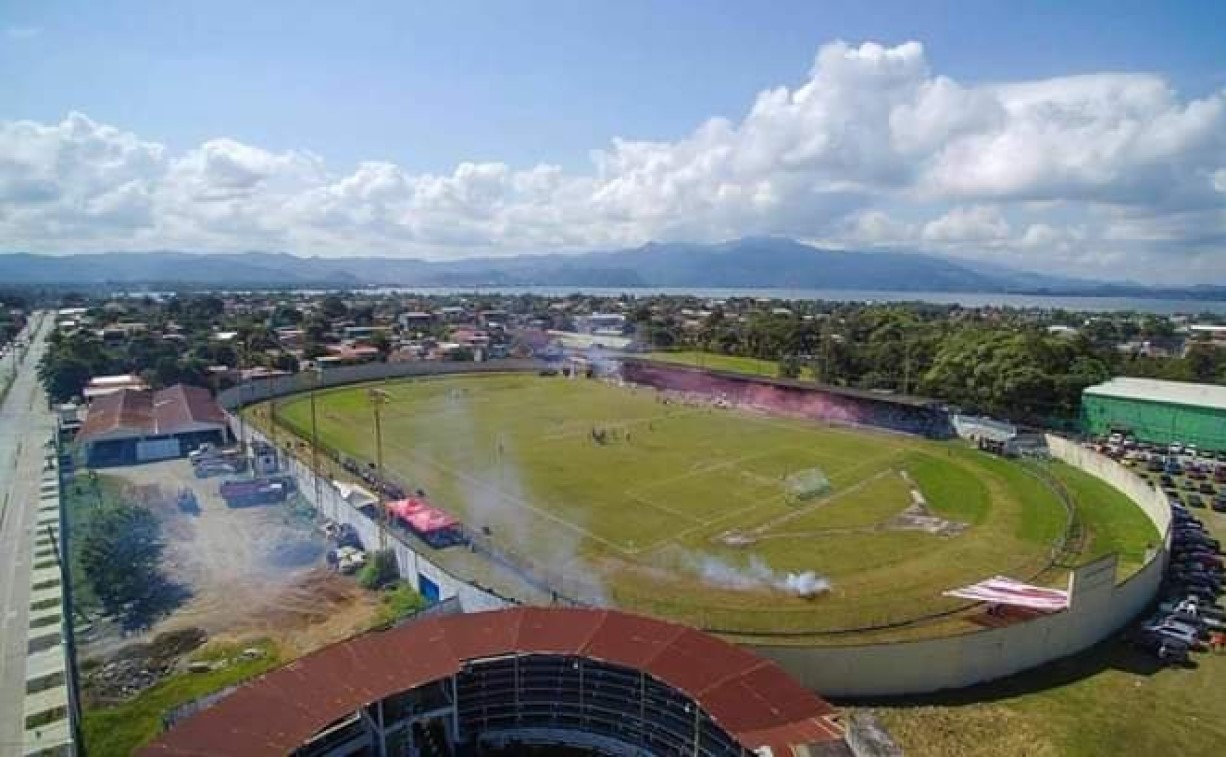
xmin=141 ymin=607 xmax=844 ymax=756
xmin=230 ymin=355 xmax=1163 ymax=659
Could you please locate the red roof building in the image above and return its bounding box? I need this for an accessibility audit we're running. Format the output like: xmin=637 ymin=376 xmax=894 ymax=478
xmin=142 ymin=607 xmax=844 ymax=756
xmin=78 ymin=384 xmax=228 ymax=465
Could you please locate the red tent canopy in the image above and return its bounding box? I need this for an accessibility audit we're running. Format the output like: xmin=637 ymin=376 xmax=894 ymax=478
xmin=387 ymin=497 xmax=459 ymax=534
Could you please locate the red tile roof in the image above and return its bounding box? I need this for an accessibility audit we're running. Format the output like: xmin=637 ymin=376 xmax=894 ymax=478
xmin=77 ymin=384 xmax=226 ymax=443
xmin=76 ymin=388 xmax=153 ymax=441
xmin=141 ymin=608 xmax=841 ymax=756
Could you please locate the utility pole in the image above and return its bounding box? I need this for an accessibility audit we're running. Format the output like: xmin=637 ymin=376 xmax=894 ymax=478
xmin=309 ymin=372 xmax=323 ymax=518
xmin=236 ymin=339 xmax=248 ymax=455
xmin=237 ymin=379 xmax=248 ymax=456
xmin=369 ymin=387 xmax=391 ymax=550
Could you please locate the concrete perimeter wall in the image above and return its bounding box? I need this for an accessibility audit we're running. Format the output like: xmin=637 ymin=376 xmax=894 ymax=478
xmin=751 ymin=435 xmax=1171 ymax=697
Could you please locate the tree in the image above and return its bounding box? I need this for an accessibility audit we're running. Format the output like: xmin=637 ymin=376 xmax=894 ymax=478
xmin=369 ymin=331 xmax=393 ymax=361
xmin=272 ymin=304 xmax=304 ymax=326
xmin=271 ymin=352 xmax=300 ymax=373
xmin=777 ymin=354 xmax=802 ymax=379
xmin=152 ymin=355 xmax=182 ymax=387
xmin=41 ymin=356 xmax=92 ymax=403
xmin=78 ymin=501 xmax=171 ymax=625
xmin=321 ymin=295 xmax=348 ymax=320
xmin=1186 ymin=342 xmax=1220 ymax=382
xmin=303 ymin=342 xmax=330 ymax=360
xmin=358 ymin=549 xmax=400 ymax=590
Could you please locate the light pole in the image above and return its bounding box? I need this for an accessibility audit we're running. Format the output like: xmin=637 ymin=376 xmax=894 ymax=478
xmin=236 ymin=338 xmax=248 ymax=455
xmin=369 ymin=387 xmax=391 ymax=550
xmin=309 ymin=370 xmax=323 ymax=517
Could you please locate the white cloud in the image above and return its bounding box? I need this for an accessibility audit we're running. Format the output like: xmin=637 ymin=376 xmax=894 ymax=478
xmin=1 ymin=41 xmax=1224 ymax=282
xmin=842 ymin=210 xmax=916 ymax=246
xmin=922 ymin=205 xmax=1010 ymax=243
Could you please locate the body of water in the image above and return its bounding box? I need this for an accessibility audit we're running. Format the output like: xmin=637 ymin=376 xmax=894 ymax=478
xmin=367 ymin=286 xmax=1226 ymax=315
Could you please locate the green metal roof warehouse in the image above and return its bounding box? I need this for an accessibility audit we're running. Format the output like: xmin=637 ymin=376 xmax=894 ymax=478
xmin=1082 ymin=377 xmax=1226 ymax=451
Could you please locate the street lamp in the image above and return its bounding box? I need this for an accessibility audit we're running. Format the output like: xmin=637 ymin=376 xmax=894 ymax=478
xmin=308 ymin=369 xmax=324 ymax=517
xmin=369 ymin=387 xmax=391 ymax=550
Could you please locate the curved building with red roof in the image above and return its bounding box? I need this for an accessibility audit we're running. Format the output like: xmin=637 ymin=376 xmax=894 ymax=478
xmin=142 ymin=607 xmax=844 ymax=756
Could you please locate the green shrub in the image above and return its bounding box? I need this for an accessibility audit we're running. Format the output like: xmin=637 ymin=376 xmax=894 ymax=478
xmin=357 ymin=549 xmax=399 ymax=590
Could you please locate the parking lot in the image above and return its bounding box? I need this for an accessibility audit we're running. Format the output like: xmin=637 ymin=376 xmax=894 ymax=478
xmin=1095 ymin=437 xmax=1226 ymax=513
xmin=1092 ymin=436 xmax=1226 ymax=665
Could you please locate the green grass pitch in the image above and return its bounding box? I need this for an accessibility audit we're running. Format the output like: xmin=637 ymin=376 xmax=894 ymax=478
xmin=272 ymin=372 xmax=1156 ymax=638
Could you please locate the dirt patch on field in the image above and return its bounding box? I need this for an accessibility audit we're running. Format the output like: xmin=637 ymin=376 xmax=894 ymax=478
xmin=884 ymin=470 xmax=969 ymax=537
xmin=80 ymin=460 xmax=378 ymax=660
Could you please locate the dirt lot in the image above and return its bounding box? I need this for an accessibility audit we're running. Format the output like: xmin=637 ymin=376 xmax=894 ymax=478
xmin=83 ymin=459 xmax=378 ymax=659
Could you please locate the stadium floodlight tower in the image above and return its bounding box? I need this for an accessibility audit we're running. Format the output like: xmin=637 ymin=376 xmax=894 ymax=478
xmin=307 ymin=367 xmax=324 ymax=518
xmin=368 ymin=386 xmax=392 ymax=550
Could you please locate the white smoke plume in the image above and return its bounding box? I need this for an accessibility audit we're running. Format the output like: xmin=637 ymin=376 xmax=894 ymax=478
xmin=438 ymin=385 xmax=611 ymax=607
xmin=684 ymin=552 xmax=831 ymax=598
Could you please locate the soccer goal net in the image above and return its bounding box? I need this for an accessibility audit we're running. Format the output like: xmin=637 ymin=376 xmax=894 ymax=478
xmin=784 ymin=467 xmax=831 ymax=501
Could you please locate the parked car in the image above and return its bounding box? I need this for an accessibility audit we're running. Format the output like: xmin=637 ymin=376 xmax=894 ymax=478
xmin=1171 ymin=577 xmax=1222 ymax=595
xmin=1174 ymin=544 xmax=1221 ymax=558
xmin=1134 ymin=632 xmax=1191 ymax=665
xmin=1160 ymin=599 xmax=1226 ymax=622
xmin=1142 ymin=623 xmax=1201 ymax=650
xmin=1173 ymin=525 xmax=1211 ymax=537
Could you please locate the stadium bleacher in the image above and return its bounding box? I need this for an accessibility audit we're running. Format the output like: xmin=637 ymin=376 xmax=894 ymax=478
xmin=622 ymin=359 xmax=954 ymax=439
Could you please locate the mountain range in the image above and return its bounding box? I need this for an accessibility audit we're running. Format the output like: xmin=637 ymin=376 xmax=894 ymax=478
xmin=0 ymin=238 xmax=1222 ymax=300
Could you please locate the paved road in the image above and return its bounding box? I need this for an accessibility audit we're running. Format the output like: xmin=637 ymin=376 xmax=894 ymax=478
xmin=0 ymin=314 xmax=56 ymax=755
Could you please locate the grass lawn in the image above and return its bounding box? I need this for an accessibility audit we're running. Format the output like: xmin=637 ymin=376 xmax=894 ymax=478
xmin=82 ymin=639 xmax=281 ymax=757
xmin=1046 ymin=462 xmax=1162 ymax=576
xmin=270 ymin=373 xmax=1154 ymax=639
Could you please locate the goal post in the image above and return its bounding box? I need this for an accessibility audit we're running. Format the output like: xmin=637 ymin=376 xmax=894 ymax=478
xmin=784 ymin=467 xmax=831 ymax=501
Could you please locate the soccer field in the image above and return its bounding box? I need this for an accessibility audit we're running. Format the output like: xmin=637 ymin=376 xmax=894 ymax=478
xmin=272 ymin=372 xmax=1155 ymax=638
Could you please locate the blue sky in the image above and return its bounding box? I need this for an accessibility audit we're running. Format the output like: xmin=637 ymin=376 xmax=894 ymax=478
xmin=5 ymin=0 xmax=1225 ymax=170
xmin=1 ymin=1 xmax=1224 ymax=282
